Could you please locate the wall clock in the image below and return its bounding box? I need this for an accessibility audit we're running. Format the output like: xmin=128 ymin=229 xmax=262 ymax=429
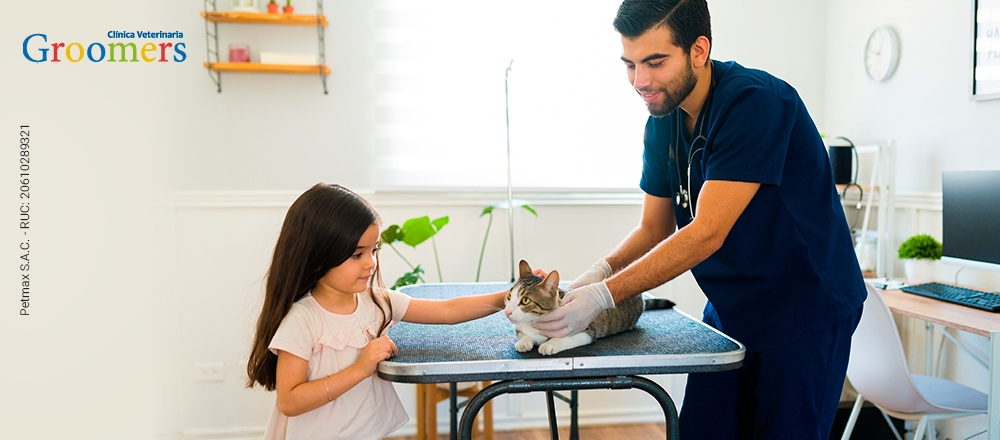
xmin=864 ymin=26 xmax=900 ymax=82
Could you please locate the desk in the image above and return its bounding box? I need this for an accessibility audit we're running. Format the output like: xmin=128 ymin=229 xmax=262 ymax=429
xmin=881 ymin=288 xmax=1000 ymax=440
xmin=377 ymin=282 xmax=745 ymax=440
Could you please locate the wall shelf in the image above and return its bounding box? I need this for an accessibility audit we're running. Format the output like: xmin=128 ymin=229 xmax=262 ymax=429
xmin=201 ymin=0 xmax=328 ymax=94
xmin=204 ymin=62 xmax=330 ymax=75
xmin=200 ymin=11 xmax=328 ymax=27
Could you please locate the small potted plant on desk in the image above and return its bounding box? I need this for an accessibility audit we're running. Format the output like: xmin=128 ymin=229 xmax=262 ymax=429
xmin=898 ymin=233 xmax=942 ymax=285
xmin=283 ymin=0 xmax=294 ymax=14
xmin=266 ymin=0 xmax=279 ymax=13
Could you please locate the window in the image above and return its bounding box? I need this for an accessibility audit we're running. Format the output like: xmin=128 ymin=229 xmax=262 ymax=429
xmin=373 ymin=0 xmax=649 ymax=190
xmin=973 ymin=0 xmax=1000 ymax=100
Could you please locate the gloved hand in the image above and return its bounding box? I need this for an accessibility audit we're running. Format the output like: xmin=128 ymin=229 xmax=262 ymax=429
xmin=535 ymin=281 xmax=615 ymax=338
xmin=566 ymin=259 xmax=613 ymax=290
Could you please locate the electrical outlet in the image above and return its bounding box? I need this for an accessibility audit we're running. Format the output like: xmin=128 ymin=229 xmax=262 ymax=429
xmin=194 ymin=362 xmax=225 ymax=382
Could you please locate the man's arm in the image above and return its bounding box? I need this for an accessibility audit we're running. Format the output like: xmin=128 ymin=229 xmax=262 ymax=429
xmin=602 ymin=193 xmax=678 ymax=274
xmin=606 ymin=180 xmax=760 ymax=303
xmin=536 ymin=180 xmax=759 ymax=338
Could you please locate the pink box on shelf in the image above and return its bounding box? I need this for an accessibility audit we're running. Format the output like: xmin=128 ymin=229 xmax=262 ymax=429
xmin=228 ymin=44 xmax=250 ymax=63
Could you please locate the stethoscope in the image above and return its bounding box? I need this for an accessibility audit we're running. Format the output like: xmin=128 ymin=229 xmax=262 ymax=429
xmin=673 ymin=62 xmax=716 ymax=220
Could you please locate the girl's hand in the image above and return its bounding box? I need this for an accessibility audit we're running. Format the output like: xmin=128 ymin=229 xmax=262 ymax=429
xmin=532 ymin=268 xmax=549 ymax=278
xmin=356 ymin=331 xmax=398 ymax=375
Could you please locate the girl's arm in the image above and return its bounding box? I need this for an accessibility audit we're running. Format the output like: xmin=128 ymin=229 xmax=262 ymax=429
xmin=273 ymin=334 xmax=398 ymax=417
xmin=402 ymin=290 xmax=506 ymax=325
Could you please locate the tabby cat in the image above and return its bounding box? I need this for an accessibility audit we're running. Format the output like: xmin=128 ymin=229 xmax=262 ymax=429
xmin=504 ymin=260 xmax=673 ymax=355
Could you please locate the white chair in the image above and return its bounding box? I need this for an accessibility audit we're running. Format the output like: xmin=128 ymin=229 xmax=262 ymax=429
xmin=841 ymin=284 xmax=988 ymax=440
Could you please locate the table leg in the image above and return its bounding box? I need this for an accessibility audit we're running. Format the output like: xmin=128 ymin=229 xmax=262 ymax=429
xmin=570 ymin=390 xmax=579 ymax=440
xmin=989 ymin=330 xmax=999 ymax=440
xmin=458 ymin=376 xmax=679 ymax=440
xmin=925 ymin=322 xmax=934 ymax=375
xmin=451 ymin=383 xmax=458 ymax=440
xmin=545 ymin=391 xmax=559 ymax=440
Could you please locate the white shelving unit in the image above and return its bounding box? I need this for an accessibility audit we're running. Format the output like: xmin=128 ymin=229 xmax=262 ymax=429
xmin=833 ymin=139 xmax=896 ymax=279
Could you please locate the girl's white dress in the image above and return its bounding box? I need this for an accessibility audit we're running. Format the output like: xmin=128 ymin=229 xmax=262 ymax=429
xmin=264 ymin=290 xmax=411 ymax=440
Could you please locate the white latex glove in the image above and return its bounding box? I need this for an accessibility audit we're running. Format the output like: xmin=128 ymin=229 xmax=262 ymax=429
xmin=566 ymin=259 xmax=613 ymax=290
xmin=535 ymin=281 xmax=615 ymax=338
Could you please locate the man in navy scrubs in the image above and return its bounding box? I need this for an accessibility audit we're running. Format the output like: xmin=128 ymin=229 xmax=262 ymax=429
xmin=535 ymin=0 xmax=867 ymax=438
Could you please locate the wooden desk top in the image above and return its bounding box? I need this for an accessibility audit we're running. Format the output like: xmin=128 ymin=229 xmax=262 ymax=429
xmin=881 ymin=288 xmax=1000 ymax=337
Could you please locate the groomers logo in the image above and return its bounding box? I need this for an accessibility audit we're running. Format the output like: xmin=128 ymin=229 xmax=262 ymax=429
xmin=22 ymin=31 xmax=187 ymax=63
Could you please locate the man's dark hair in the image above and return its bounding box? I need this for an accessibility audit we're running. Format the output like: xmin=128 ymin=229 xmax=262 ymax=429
xmin=613 ymin=0 xmax=712 ymax=54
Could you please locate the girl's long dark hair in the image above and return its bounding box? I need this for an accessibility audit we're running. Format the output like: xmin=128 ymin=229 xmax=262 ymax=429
xmin=246 ymin=183 xmax=393 ymax=391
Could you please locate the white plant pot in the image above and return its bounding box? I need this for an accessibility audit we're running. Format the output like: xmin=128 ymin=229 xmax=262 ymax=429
xmin=903 ymin=259 xmax=936 ymax=285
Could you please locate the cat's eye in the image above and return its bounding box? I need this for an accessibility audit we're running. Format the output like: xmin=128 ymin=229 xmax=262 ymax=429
xmin=520 ymin=297 xmax=530 ymax=305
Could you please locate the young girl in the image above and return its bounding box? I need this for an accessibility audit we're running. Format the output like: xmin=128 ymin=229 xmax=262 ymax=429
xmin=246 ymin=183 xmax=506 ymax=440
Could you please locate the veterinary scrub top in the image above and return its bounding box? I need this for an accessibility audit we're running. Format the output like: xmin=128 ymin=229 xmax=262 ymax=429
xmin=639 ymin=60 xmax=866 ymax=352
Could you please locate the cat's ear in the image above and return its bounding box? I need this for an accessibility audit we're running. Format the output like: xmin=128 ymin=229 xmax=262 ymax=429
xmin=541 ymin=270 xmax=560 ymax=294
xmin=518 ymin=260 xmax=532 ymax=279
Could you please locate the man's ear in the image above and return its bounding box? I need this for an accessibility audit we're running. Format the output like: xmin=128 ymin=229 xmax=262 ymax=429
xmin=689 ymin=35 xmax=712 ymax=68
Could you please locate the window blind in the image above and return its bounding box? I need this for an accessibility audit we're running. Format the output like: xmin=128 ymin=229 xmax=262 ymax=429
xmin=372 ymin=0 xmax=649 ymax=190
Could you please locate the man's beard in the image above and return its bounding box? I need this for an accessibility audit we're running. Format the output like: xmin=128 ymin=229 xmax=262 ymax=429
xmin=644 ymin=62 xmax=697 ymax=118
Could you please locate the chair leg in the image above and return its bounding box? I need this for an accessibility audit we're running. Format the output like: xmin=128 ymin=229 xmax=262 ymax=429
xmin=913 ymin=416 xmax=928 ymax=440
xmin=840 ymin=394 xmax=864 ymax=440
xmin=426 ymin=385 xmax=439 ymax=440
xmin=877 ymin=409 xmax=904 ymax=440
xmin=416 ymin=384 xmax=427 ymax=440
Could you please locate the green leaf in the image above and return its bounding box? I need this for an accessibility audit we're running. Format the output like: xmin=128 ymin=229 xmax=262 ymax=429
xmin=400 ymin=216 xmax=436 ymax=248
xmin=380 ymin=224 xmax=404 ymax=244
xmin=397 ymin=216 xmax=450 ymax=248
xmin=391 ymin=265 xmax=424 ymax=289
xmin=490 ymin=199 xmax=538 ymax=217
xmin=431 ymin=216 xmax=449 ymax=230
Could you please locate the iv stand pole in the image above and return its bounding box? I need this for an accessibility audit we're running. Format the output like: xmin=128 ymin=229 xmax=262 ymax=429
xmin=505 ymin=60 xmax=515 ymax=282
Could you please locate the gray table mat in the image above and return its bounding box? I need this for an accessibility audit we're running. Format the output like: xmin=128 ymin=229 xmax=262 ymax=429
xmin=379 ymin=283 xmax=744 ymax=383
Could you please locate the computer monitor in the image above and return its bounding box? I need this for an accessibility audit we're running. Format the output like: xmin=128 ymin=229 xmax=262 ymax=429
xmin=941 ymin=170 xmax=1000 ymax=272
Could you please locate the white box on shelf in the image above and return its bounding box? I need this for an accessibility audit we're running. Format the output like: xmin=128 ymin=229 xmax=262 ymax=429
xmin=259 ymin=52 xmax=317 ymax=66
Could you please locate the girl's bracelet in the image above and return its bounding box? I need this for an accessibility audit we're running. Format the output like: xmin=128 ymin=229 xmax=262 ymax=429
xmin=324 ymin=375 xmax=333 ymax=401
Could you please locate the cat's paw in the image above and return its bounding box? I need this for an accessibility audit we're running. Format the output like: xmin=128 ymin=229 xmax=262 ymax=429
xmin=537 ymin=340 xmax=565 ymax=355
xmin=515 ymin=337 xmax=535 ymax=352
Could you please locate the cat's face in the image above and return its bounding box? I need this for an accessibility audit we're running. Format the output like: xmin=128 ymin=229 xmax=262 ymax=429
xmin=504 ymin=260 xmax=560 ymax=325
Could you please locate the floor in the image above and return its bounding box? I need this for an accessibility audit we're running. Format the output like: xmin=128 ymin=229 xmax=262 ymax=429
xmin=385 ymin=423 xmax=667 ymax=440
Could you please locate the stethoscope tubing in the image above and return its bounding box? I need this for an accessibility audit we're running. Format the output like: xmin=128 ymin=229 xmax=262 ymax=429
xmin=673 ymin=62 xmax=716 ymax=220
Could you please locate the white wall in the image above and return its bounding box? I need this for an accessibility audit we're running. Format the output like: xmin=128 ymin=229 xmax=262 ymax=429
xmin=824 ymin=0 xmax=1000 ymax=192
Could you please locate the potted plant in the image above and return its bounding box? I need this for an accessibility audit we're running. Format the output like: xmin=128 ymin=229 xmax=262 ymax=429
xmin=266 ymin=0 xmax=279 ymax=14
xmin=898 ymin=234 xmax=942 ymax=284
xmin=282 ymin=0 xmax=294 ymax=14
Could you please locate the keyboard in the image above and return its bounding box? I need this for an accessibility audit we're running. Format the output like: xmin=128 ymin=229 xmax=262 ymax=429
xmin=900 ymin=282 xmax=1000 ymax=313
